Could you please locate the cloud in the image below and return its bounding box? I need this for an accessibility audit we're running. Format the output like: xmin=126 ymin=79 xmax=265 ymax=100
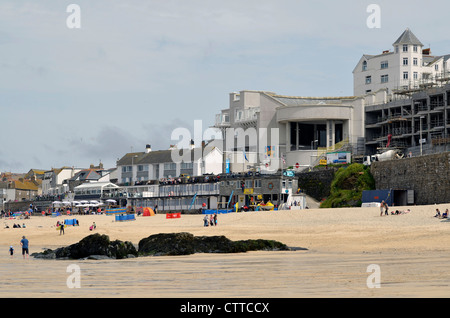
xmin=2 ymin=0 xmax=450 ymax=173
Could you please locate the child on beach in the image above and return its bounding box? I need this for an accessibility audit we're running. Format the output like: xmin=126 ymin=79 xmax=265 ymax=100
xmin=9 ymin=246 xmax=14 ymax=258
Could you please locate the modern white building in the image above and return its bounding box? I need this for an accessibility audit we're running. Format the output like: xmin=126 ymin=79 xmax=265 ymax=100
xmin=214 ymin=90 xmax=387 ymax=171
xmin=353 ymin=28 xmax=450 ymax=96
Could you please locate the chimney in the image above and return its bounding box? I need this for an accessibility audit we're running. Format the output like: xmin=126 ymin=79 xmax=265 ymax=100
xmin=145 ymin=144 xmax=152 ymax=153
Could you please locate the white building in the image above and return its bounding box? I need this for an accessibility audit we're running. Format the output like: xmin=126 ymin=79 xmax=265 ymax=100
xmin=116 ymin=143 xmax=223 ymax=185
xmin=353 ymin=28 xmax=450 ymax=96
xmin=41 ymin=167 xmax=81 ymax=196
xmin=214 ymin=90 xmax=387 ymax=171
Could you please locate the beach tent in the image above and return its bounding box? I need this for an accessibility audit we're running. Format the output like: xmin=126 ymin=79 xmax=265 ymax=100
xmin=64 ymin=219 xmax=78 ymax=226
xmin=143 ymin=207 xmax=154 ymax=216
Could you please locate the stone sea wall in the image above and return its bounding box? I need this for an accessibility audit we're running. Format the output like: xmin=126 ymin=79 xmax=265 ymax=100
xmin=296 ymin=167 xmax=338 ymax=202
xmin=370 ymin=152 xmax=450 ymax=205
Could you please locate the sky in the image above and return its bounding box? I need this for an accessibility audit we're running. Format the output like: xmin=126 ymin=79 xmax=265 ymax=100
xmin=1 ymin=0 xmax=450 ymax=173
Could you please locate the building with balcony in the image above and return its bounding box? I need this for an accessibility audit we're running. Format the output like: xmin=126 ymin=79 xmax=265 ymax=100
xmin=365 ymin=83 xmax=450 ymax=156
xmin=353 ymin=28 xmax=449 ymax=96
xmin=214 ymin=90 xmax=382 ymax=171
xmin=116 ymin=142 xmax=222 ymax=186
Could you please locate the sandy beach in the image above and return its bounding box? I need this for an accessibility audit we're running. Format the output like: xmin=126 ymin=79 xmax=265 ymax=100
xmin=2 ymin=204 xmax=450 ymax=298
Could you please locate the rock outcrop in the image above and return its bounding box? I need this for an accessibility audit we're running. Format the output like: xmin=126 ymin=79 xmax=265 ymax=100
xmin=32 ymin=232 xmax=304 ymax=260
xmin=32 ymin=233 xmax=137 ymax=260
xmin=137 ymin=232 xmax=294 ymax=256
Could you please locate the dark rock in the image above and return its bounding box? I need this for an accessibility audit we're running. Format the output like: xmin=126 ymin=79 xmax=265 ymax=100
xmin=31 ymin=248 xmax=56 ymax=259
xmin=138 ymin=232 xmax=294 ymax=256
xmin=32 ymin=233 xmax=138 ymax=260
xmin=32 ymin=232 xmax=301 ymax=260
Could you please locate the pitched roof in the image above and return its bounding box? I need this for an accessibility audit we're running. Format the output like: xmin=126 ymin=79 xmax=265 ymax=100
xmin=393 ymin=28 xmax=423 ymax=46
xmin=69 ymin=169 xmax=102 ymax=181
xmin=117 ymin=144 xmax=221 ymax=166
xmin=11 ymin=179 xmax=40 ymax=191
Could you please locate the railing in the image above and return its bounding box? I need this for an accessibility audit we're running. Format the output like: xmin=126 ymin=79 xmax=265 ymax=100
xmin=215 ymin=113 xmax=230 ymax=127
xmin=391 ymin=127 xmax=412 ymax=136
xmin=234 ymin=108 xmax=259 ymax=123
xmin=317 ymin=138 xmax=350 ymax=155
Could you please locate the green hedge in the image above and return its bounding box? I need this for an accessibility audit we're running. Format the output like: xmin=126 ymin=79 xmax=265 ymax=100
xmin=320 ymin=163 xmax=375 ymax=208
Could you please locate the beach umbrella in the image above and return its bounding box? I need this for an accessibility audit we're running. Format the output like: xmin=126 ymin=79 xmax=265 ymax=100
xmin=79 ymin=200 xmax=89 ymax=204
xmin=106 ymin=199 xmax=116 ymax=203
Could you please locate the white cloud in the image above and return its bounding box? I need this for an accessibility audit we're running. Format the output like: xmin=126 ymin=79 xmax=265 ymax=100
xmin=2 ymin=0 xmax=450 ymax=172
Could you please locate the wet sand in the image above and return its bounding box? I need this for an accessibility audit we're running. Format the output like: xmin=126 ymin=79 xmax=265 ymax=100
xmin=2 ymin=204 xmax=450 ymax=298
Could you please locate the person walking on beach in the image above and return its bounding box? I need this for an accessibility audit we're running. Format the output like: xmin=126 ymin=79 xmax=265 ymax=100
xmin=384 ymin=201 xmax=389 ymax=216
xmin=20 ymin=236 xmax=29 ymax=259
xmin=380 ymin=201 xmax=385 ymax=216
xmin=213 ymin=213 xmax=217 ymax=226
xmin=60 ymin=222 xmax=65 ymax=235
xmin=9 ymin=245 xmax=14 ymax=258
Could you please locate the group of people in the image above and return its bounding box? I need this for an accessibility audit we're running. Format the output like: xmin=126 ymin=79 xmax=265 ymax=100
xmin=380 ymin=200 xmax=412 ymax=216
xmin=379 ymin=200 xmax=389 ymax=216
xmin=4 ymin=223 xmax=26 ymax=228
xmin=434 ymin=208 xmax=449 ymax=219
xmin=9 ymin=235 xmax=29 ymax=259
xmin=203 ymin=214 xmax=218 ymax=227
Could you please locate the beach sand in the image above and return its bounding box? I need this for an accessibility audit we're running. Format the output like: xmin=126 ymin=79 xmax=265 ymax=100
xmin=2 ymin=204 xmax=450 ymax=298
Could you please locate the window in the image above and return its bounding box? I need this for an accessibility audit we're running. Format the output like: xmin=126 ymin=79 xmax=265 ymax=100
xmin=395 ymin=46 xmax=399 ymax=53
xmin=435 ymin=64 xmax=439 ymax=71
xmin=362 ymin=61 xmax=367 ymax=71
xmin=403 ymin=44 xmax=408 ymax=52
xmin=180 ymin=162 xmax=193 ymax=169
xmin=413 ymin=45 xmax=418 ymax=52
xmin=403 ymin=72 xmax=409 ymax=80
xmin=365 ymin=76 xmax=372 ymax=84
xmin=413 ymin=58 xmax=418 ymax=66
xmin=413 ymin=72 xmax=418 ymax=80
xmin=164 ymin=163 xmax=176 ymax=170
xmin=381 ymin=74 xmax=389 ymax=83
xmin=381 ymin=61 xmax=388 ymax=69
xmin=138 ymin=165 xmax=149 ymax=172
xmin=403 ymin=58 xmax=408 ymax=66
xmin=122 ymin=166 xmax=132 ymax=173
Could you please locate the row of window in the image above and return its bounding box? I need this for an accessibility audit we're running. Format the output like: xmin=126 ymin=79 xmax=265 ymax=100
xmin=396 ymin=44 xmax=419 ymax=53
xmin=122 ymin=162 xmax=193 ymax=173
xmin=365 ymin=71 xmax=420 ymax=84
xmin=363 ymin=57 xmax=422 ymax=71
